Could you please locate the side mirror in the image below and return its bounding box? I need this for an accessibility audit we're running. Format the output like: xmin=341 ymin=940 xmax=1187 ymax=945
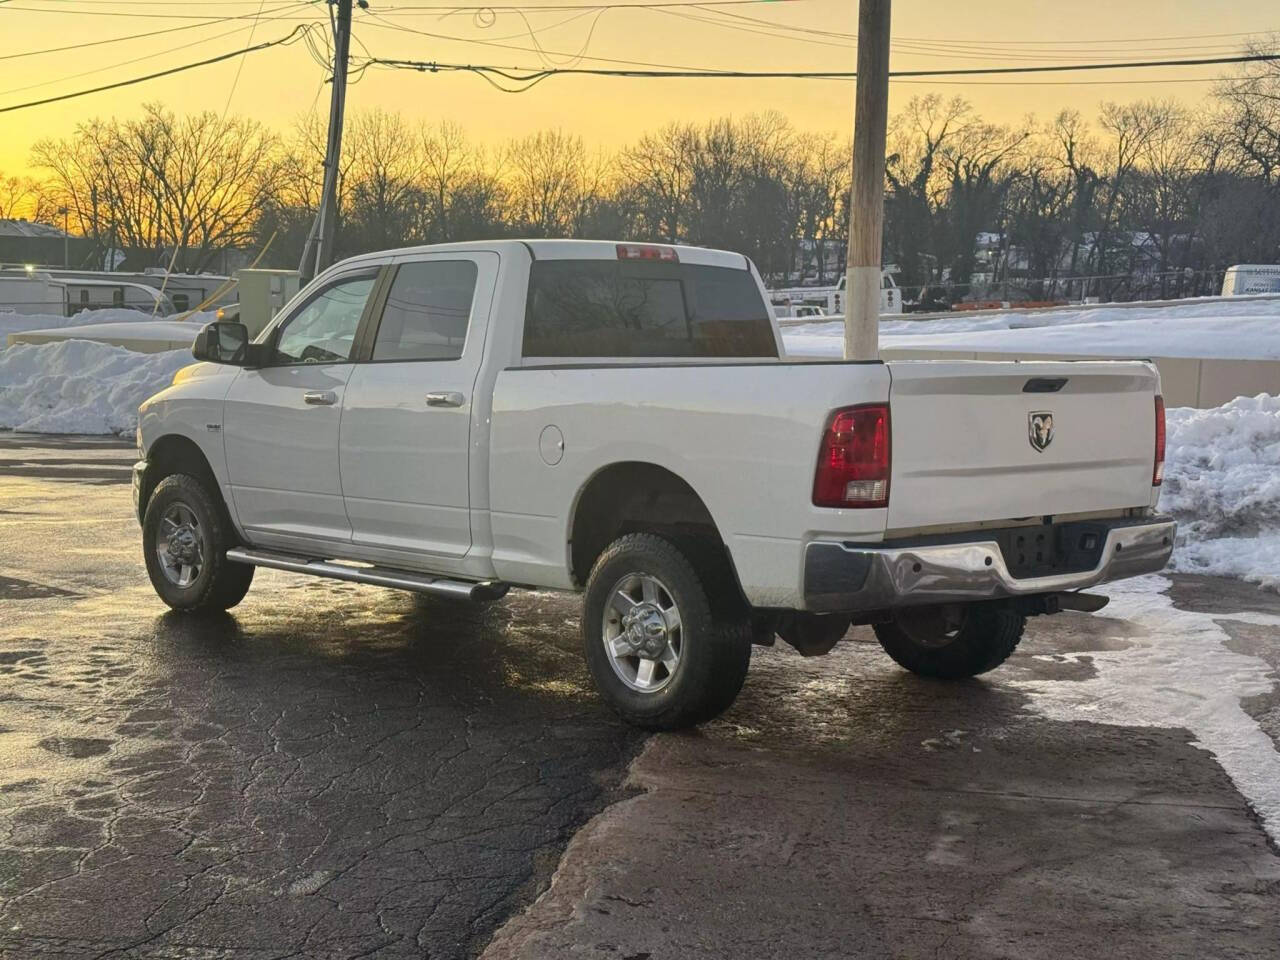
xmin=193 ymin=320 xmax=251 ymax=365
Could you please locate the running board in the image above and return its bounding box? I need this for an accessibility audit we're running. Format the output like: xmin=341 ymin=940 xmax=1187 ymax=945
xmin=225 ymin=548 xmax=510 ymax=602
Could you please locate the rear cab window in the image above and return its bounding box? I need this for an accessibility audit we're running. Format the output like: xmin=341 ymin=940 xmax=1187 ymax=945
xmin=522 ymin=260 xmax=777 ymax=359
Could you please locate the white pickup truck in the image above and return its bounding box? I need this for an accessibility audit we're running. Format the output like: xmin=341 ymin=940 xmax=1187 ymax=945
xmin=134 ymin=240 xmax=1175 ymax=729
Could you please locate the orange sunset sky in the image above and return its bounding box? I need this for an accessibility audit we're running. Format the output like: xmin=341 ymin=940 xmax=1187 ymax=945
xmin=0 ymin=0 xmax=1276 ymax=177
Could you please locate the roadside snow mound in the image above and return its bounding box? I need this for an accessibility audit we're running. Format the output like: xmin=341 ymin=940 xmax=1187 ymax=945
xmin=782 ymin=296 xmax=1280 ymax=360
xmin=0 ymin=308 xmax=216 ymax=341
xmin=1163 ymin=394 xmax=1280 ymax=589
xmin=0 ymin=339 xmax=189 ymax=436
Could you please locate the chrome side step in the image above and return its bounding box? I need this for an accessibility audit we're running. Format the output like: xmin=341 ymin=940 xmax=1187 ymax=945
xmin=225 ymin=548 xmax=510 ymax=602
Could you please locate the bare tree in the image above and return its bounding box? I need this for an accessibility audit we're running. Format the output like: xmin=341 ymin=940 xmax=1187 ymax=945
xmin=939 ymin=115 xmax=1030 ymax=287
xmin=793 ymin=134 xmax=851 ymax=284
xmin=883 ymin=95 xmax=969 ymax=294
xmin=1091 ymin=100 xmax=1175 ymax=290
xmin=620 ymin=122 xmax=696 ymax=243
xmin=341 ymin=109 xmax=422 ymax=253
xmin=33 ymin=103 xmax=278 ymax=271
xmin=1213 ymin=38 xmax=1280 ymax=186
xmin=0 ymin=174 xmax=41 ymax=220
xmin=504 ymin=130 xmax=611 ymax=237
xmin=418 ymin=121 xmax=503 ymax=242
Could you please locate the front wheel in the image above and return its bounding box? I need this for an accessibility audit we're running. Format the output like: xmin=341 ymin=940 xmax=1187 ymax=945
xmin=873 ymin=601 xmax=1025 ymax=679
xmin=143 ymin=473 xmax=254 ymax=613
xmin=582 ymin=533 xmax=751 ymax=730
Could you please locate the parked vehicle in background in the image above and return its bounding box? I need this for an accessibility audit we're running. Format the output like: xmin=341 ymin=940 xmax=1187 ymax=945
xmin=832 ymin=271 xmax=902 ymax=315
xmin=0 ymin=272 xmax=65 ymax=315
xmin=0 ymin=269 xmax=174 ymax=316
xmin=772 ymin=302 xmax=828 ymax=320
xmin=62 ymin=278 xmax=174 ymax=315
xmin=133 ymin=240 xmax=1175 ymax=730
xmin=770 ymin=270 xmax=902 ymax=317
xmin=1221 ymin=264 xmax=1280 ymax=296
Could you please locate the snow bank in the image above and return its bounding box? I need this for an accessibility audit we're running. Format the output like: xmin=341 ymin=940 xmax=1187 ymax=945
xmin=0 ymin=307 xmax=215 ymax=341
xmin=9 ymin=319 xmax=204 ymax=350
xmin=0 ymin=340 xmax=190 ymax=436
xmin=1162 ymin=394 xmax=1280 ymax=589
xmin=783 ymin=296 xmax=1280 ymax=360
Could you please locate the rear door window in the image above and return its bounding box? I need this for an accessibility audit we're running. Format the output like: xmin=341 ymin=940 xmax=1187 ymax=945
xmin=372 ymin=260 xmax=479 ymax=361
xmin=523 ymin=260 xmax=777 ymax=358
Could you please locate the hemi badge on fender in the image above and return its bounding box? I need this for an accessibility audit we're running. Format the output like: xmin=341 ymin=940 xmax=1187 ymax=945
xmin=206 ymin=424 xmax=222 ymax=433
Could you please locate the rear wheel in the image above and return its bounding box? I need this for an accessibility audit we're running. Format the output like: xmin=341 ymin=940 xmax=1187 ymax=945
xmin=873 ymin=601 xmax=1025 ymax=679
xmin=582 ymin=533 xmax=751 ymax=730
xmin=143 ymin=474 xmax=254 ymax=613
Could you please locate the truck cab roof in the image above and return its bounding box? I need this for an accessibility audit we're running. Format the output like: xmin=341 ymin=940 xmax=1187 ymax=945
xmin=334 ymin=239 xmax=752 ymax=273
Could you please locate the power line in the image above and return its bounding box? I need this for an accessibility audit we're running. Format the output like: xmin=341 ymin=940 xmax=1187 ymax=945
xmin=222 ymin=0 xmax=272 ymax=115
xmin=374 ymin=0 xmax=810 ymax=10
xmin=0 ymin=0 xmax=314 ymax=61
xmin=0 ymin=2 xmax=322 ymax=18
xmin=1 ymin=19 xmax=261 ymax=96
xmin=358 ymin=10 xmax=726 ymax=71
xmin=358 ymin=7 xmax=1280 ymax=73
xmin=656 ymin=7 xmax=1279 ymax=62
xmin=365 ymin=50 xmax=1280 ymax=92
xmin=701 ymin=8 xmax=1277 ymax=48
xmin=0 ymin=26 xmax=310 ymax=113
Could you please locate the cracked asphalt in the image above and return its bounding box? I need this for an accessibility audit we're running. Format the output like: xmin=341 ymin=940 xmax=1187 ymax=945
xmin=3 ymin=434 xmax=1280 ymax=959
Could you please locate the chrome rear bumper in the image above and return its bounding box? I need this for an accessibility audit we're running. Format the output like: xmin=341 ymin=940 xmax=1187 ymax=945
xmin=804 ymin=517 xmax=1176 ymax=613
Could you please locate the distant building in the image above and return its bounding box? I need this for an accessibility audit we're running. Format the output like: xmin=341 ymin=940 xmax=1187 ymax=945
xmin=0 ymin=218 xmax=91 ymax=267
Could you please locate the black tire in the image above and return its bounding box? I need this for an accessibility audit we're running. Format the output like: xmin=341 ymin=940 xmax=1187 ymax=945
xmin=873 ymin=601 xmax=1025 ymax=679
xmin=142 ymin=473 xmax=254 ymax=613
xmin=582 ymin=533 xmax=751 ymax=731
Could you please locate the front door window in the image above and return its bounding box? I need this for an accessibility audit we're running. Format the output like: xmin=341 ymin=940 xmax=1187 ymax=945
xmin=272 ymin=275 xmax=376 ymax=365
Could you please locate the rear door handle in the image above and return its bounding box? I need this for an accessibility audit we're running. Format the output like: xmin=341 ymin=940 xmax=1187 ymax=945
xmin=425 ymin=391 xmax=465 ymax=408
xmin=303 ymin=391 xmax=337 ymax=406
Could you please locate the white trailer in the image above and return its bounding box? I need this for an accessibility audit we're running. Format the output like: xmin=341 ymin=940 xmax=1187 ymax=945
xmin=0 ymin=272 xmax=66 ymax=315
xmin=1221 ymin=265 xmax=1280 ymax=296
xmin=62 ymin=278 xmax=174 ymax=315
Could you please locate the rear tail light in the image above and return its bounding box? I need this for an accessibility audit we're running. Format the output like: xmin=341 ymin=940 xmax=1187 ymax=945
xmin=813 ymin=404 xmax=890 ymax=508
xmin=616 ymin=243 xmax=678 ymax=262
xmin=1153 ymin=394 xmax=1166 ymax=486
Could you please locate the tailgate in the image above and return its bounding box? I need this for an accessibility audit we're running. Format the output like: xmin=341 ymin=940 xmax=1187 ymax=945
xmin=885 ymin=360 xmax=1158 ymax=531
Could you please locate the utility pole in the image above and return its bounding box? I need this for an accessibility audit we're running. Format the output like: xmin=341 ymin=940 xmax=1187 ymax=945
xmin=59 ymin=206 xmax=69 ymax=267
xmin=91 ymin=184 xmax=100 ymax=270
xmin=844 ymin=0 xmax=891 ymax=361
xmin=298 ymin=0 xmax=354 ymax=283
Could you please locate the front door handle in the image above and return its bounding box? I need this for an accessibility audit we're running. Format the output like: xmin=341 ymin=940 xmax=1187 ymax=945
xmin=425 ymin=391 xmax=465 ymax=408
xmin=303 ymin=391 xmax=337 ymax=406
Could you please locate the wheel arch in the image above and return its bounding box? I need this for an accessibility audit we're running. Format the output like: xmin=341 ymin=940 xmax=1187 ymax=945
xmin=142 ymin=434 xmax=238 ymax=536
xmin=566 ymin=460 xmax=747 ymax=612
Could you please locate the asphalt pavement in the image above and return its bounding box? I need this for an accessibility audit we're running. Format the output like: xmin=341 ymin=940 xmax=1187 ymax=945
xmin=1 ymin=434 xmax=1278 ymax=959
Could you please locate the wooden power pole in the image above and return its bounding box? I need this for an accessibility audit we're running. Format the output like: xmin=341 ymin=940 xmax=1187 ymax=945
xmin=844 ymin=0 xmax=891 ymax=361
xmin=298 ymin=0 xmax=354 ymax=283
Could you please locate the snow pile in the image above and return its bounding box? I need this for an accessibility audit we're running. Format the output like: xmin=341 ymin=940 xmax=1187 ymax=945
xmin=1162 ymin=394 xmax=1280 ymax=589
xmin=782 ymin=296 xmax=1280 ymax=360
xmin=0 ymin=339 xmax=190 ymax=435
xmin=0 ymin=308 xmax=215 ymax=341
xmin=9 ymin=319 xmax=204 ymax=350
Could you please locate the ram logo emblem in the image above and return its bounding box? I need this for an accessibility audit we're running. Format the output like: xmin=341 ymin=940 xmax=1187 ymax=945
xmin=1028 ymin=411 xmax=1054 ymax=452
